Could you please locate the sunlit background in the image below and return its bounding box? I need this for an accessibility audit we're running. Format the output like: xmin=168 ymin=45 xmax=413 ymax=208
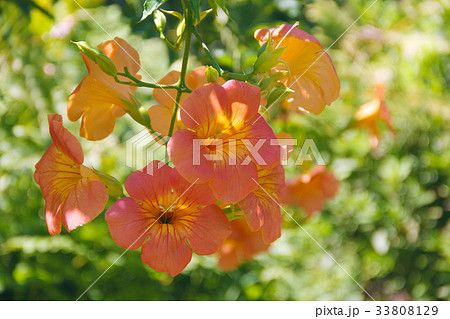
xmin=0 ymin=0 xmax=449 ymax=300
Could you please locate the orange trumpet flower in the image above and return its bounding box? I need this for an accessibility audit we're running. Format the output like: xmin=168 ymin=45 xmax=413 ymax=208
xmin=68 ymin=37 xmax=141 ymax=140
xmin=34 ymin=114 xmax=108 ymax=235
xmin=284 ymin=166 xmax=339 ymax=217
xmin=255 ymin=24 xmax=340 ymax=114
xmin=354 ymin=84 xmax=395 ymax=149
xmin=217 ymin=218 xmax=270 ymax=271
xmin=105 ymin=161 xmax=231 ymax=276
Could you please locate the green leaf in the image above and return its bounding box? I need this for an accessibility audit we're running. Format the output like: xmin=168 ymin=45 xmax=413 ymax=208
xmin=140 ymin=0 xmax=167 ymax=22
xmin=257 ymin=41 xmax=268 ymax=57
xmin=266 ymin=86 xmax=294 ymax=108
xmin=189 ymin=0 xmax=201 ymax=22
xmin=253 ymin=46 xmax=286 ymax=73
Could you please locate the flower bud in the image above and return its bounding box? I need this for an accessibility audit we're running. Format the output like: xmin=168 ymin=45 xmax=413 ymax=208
xmin=92 ymin=169 xmax=123 ymax=197
xmin=72 ymin=41 xmax=117 ymax=77
xmin=153 ymin=10 xmax=166 ymax=33
xmin=95 ymin=55 xmax=118 ymax=78
xmin=121 ymin=95 xmax=151 ymax=128
xmin=205 ymin=66 xmax=220 ymax=83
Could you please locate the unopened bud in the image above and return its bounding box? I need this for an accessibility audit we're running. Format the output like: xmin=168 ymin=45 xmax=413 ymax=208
xmin=92 ymin=169 xmax=123 ymax=197
xmin=205 ymin=66 xmax=220 ymax=83
xmin=72 ymin=41 xmax=117 ymax=77
xmin=153 ymin=10 xmax=166 ymax=32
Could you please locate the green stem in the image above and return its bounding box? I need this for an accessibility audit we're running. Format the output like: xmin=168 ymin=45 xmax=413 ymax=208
xmin=222 ymin=70 xmax=253 ymax=82
xmin=167 ymin=0 xmax=192 ymax=138
xmin=116 ymin=71 xmax=191 ymax=92
xmin=191 ymin=27 xmax=222 ymax=72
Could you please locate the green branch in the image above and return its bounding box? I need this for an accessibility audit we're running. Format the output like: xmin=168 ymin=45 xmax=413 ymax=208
xmin=116 ymin=68 xmax=192 ymax=93
xmin=167 ymin=0 xmax=193 ymax=138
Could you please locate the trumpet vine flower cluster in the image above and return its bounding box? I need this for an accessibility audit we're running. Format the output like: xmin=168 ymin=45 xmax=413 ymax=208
xmin=34 ymin=1 xmax=394 ymax=276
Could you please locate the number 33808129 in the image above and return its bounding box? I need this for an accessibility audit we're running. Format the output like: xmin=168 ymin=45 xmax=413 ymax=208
xmin=375 ymin=305 xmax=438 ymax=316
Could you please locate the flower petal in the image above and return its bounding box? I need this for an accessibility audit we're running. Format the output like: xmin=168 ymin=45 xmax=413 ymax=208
xmin=186 ymin=66 xmax=207 ymax=89
xmin=168 ymin=130 xmax=214 ymax=184
xmin=218 ymin=243 xmax=240 ymax=271
xmin=44 ymin=195 xmax=62 ymax=236
xmin=83 ymin=37 xmax=141 ymax=98
xmin=105 ymin=197 xmax=151 ymax=250
xmin=186 ymin=205 xmax=231 ymax=255
xmin=222 ymin=80 xmax=260 ymax=126
xmin=260 ymin=202 xmax=282 ymax=243
xmin=147 ymin=105 xmax=175 ymax=137
xmin=180 ymin=83 xmax=230 ymax=137
xmin=254 ymin=24 xmax=321 ymax=46
xmin=124 ymin=161 xmax=172 ymax=209
xmin=238 ymin=192 xmax=264 ymax=231
xmin=68 ymin=76 xmax=127 ymax=140
xmin=245 ymin=116 xmax=281 ymax=169
xmin=141 ymin=224 xmax=192 ymax=276
xmin=48 ymin=114 xmax=83 ymax=164
xmin=210 ymin=157 xmax=258 ymax=203
xmin=101 ymin=37 xmax=141 ymax=75
xmin=169 ymin=167 xmax=216 ymax=207
xmin=153 ymin=70 xmax=186 ymax=107
xmin=61 ymin=178 xmax=108 ymax=232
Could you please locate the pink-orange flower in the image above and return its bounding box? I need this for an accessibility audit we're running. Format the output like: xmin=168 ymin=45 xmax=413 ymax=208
xmin=254 ymin=24 xmax=340 ymax=114
xmin=105 ymin=161 xmax=231 ymax=276
xmin=238 ymin=163 xmax=286 ymax=243
xmin=284 ymin=166 xmax=339 ymax=217
xmin=148 ymin=66 xmax=225 ymax=137
xmin=217 ymin=218 xmax=270 ymax=271
xmin=34 ymin=114 xmax=108 ymax=235
xmin=68 ymin=37 xmax=141 ymax=140
xmin=354 ymin=84 xmax=395 ymax=149
xmin=168 ymin=80 xmax=281 ymax=203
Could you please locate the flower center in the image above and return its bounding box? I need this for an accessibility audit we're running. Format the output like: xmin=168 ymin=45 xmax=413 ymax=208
xmin=158 ymin=211 xmax=174 ymax=224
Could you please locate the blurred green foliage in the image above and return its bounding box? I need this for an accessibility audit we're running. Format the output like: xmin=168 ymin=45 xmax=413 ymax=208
xmin=0 ymin=0 xmax=449 ymax=300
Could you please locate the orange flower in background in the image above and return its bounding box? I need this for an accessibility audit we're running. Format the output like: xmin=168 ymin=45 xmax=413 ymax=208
xmin=105 ymin=161 xmax=231 ymax=276
xmin=68 ymin=37 xmax=141 ymax=140
xmin=217 ymin=218 xmax=270 ymax=271
xmin=148 ymin=66 xmax=225 ymax=137
xmin=34 ymin=114 xmax=109 ymax=235
xmin=284 ymin=166 xmax=339 ymax=217
xmin=354 ymin=84 xmax=395 ymax=149
xmin=254 ymin=24 xmax=340 ymax=114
